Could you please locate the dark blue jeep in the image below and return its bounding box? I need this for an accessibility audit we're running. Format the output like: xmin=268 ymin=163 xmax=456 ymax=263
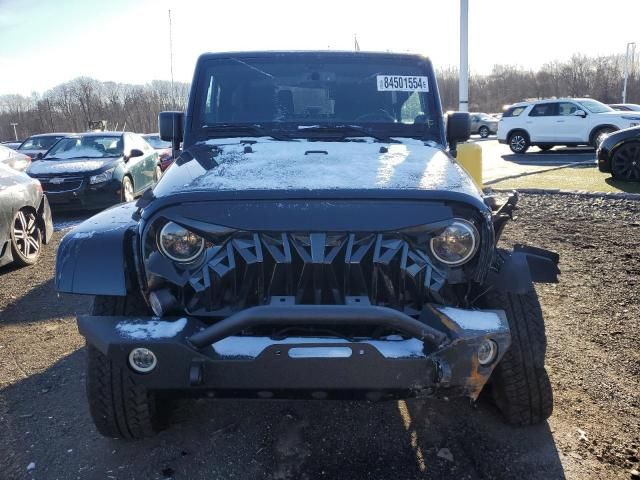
xmin=56 ymin=51 xmax=559 ymax=439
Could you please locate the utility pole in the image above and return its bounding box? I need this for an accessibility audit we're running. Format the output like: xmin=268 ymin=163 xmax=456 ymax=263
xmin=459 ymin=0 xmax=469 ymax=112
xmin=10 ymin=123 xmax=18 ymax=141
xmin=169 ymin=9 xmax=175 ymax=106
xmin=354 ymin=34 xmax=360 ymax=52
xmin=623 ymin=42 xmax=636 ymax=103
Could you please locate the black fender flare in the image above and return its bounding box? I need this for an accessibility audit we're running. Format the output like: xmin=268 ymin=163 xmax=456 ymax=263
xmin=486 ymin=245 xmax=560 ymax=294
xmin=55 ymin=203 xmax=140 ymax=296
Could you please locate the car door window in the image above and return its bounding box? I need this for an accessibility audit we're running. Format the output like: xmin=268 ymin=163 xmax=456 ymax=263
xmin=558 ymin=102 xmax=579 ymax=116
xmin=529 ymin=103 xmax=557 ymax=117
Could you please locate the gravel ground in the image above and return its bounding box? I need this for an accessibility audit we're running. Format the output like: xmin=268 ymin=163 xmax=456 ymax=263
xmin=0 ymin=195 xmax=639 ymax=480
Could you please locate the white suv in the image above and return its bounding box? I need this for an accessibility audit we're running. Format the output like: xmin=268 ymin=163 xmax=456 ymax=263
xmin=497 ymin=98 xmax=640 ymax=153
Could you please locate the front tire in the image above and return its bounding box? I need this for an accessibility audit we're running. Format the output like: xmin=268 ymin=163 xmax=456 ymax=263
xmin=610 ymin=142 xmax=640 ymax=181
xmin=479 ymin=126 xmax=490 ymax=138
xmin=508 ymin=132 xmax=530 ymax=154
xmin=10 ymin=208 xmax=42 ymax=266
xmin=121 ymin=176 xmax=135 ymax=203
xmin=482 ymin=284 xmax=553 ymax=425
xmin=86 ymin=295 xmax=170 ymax=439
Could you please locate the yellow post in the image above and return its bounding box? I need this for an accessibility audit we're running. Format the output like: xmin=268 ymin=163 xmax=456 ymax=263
xmin=456 ymin=142 xmax=483 ymax=189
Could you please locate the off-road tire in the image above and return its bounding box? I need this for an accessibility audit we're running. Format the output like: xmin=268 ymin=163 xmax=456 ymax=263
xmin=483 ymin=273 xmax=553 ymax=425
xmin=86 ymin=295 xmax=169 ymax=439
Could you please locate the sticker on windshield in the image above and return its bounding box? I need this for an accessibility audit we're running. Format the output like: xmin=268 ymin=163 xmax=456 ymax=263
xmin=377 ymin=75 xmax=429 ymax=92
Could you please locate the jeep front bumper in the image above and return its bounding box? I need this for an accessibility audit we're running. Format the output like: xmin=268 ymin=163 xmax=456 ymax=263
xmin=78 ymin=303 xmax=510 ymax=400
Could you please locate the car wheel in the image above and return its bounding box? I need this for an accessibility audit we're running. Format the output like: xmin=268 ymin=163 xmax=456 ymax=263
xmin=482 ymin=276 xmax=553 ymax=425
xmin=479 ymin=126 xmax=490 ymax=138
xmin=121 ymin=176 xmax=134 ymax=202
xmin=611 ymin=142 xmax=640 ymax=181
xmin=538 ymin=145 xmax=553 ymax=152
xmin=10 ymin=208 xmax=42 ymax=266
xmin=154 ymin=165 xmax=162 ymax=183
xmin=86 ymin=295 xmax=174 ymax=439
xmin=508 ymin=132 xmax=530 ymax=154
xmin=592 ymin=127 xmax=615 ymax=148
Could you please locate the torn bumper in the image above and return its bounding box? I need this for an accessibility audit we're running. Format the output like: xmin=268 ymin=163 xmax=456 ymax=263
xmin=78 ymin=304 xmax=510 ymax=400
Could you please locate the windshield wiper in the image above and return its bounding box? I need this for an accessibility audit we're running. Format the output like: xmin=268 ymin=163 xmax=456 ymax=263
xmin=295 ymin=125 xmax=395 ymax=143
xmin=202 ymin=124 xmax=291 ymax=141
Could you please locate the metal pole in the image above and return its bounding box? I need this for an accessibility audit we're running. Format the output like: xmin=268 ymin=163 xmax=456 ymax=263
xmin=10 ymin=123 xmax=18 ymax=141
xmin=169 ymin=9 xmax=175 ymax=107
xmin=623 ymin=42 xmax=635 ymax=104
xmin=459 ymin=0 xmax=469 ymax=112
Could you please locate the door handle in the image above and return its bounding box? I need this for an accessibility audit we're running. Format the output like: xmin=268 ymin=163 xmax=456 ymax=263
xmin=556 ymin=120 xmax=565 ymax=123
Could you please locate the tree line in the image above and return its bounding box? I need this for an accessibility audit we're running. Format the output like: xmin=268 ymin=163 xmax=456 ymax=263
xmin=1 ymin=52 xmax=639 ymax=141
xmin=0 ymin=78 xmax=189 ymax=141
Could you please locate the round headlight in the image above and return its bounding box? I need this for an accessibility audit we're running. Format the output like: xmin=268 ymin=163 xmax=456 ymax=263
xmin=430 ymin=220 xmax=479 ymax=266
xmin=158 ymin=222 xmax=205 ymax=262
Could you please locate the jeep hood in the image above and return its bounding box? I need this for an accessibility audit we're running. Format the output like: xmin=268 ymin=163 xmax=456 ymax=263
xmin=153 ymin=138 xmax=481 ymax=199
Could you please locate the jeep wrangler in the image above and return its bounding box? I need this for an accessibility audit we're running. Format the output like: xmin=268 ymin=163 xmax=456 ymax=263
xmin=56 ymin=51 xmax=559 ymax=439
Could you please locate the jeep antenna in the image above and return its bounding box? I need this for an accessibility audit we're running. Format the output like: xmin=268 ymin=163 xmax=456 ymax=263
xmin=169 ymin=9 xmax=175 ymax=106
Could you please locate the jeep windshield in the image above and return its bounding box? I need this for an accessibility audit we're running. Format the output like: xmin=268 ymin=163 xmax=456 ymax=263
xmin=194 ymin=53 xmax=442 ymax=143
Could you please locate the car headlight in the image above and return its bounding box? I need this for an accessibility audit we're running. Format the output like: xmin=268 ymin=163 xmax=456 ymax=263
xmin=429 ymin=219 xmax=479 ymax=266
xmin=89 ymin=168 xmax=114 ymax=184
xmin=158 ymin=221 xmax=205 ymax=262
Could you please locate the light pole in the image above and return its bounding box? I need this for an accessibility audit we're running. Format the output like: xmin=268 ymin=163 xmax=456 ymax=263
xmin=10 ymin=123 xmax=18 ymax=141
xmin=622 ymin=42 xmax=636 ymax=104
xmin=459 ymin=0 xmax=469 ymax=112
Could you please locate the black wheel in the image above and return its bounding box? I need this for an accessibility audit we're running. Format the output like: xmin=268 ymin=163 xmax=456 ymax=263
xmin=10 ymin=208 xmax=42 ymax=266
xmin=538 ymin=145 xmax=553 ymax=152
xmin=121 ymin=176 xmax=134 ymax=202
xmin=592 ymin=127 xmax=615 ymax=148
xmin=479 ymin=126 xmax=490 ymax=138
xmin=611 ymin=142 xmax=640 ymax=181
xmin=508 ymin=132 xmax=530 ymax=154
xmin=482 ymin=269 xmax=553 ymax=425
xmin=86 ymin=295 xmax=171 ymax=439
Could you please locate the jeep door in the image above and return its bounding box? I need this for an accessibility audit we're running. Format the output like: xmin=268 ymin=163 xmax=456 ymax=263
xmin=554 ymin=102 xmax=588 ymax=142
xmin=527 ymin=103 xmax=559 ymax=142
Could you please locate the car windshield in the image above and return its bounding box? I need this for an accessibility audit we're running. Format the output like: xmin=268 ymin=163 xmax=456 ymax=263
xmin=19 ymin=136 xmax=63 ymax=151
xmin=44 ymin=135 xmax=123 ymax=159
xmin=195 ymin=54 xmax=441 ymax=142
xmin=577 ymin=99 xmax=613 ymax=114
xmin=144 ymin=135 xmax=171 ymax=149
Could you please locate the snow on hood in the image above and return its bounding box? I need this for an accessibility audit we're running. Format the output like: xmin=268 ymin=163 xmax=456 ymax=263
xmin=28 ymin=158 xmax=114 ymax=175
xmin=177 ymin=138 xmax=479 ymax=196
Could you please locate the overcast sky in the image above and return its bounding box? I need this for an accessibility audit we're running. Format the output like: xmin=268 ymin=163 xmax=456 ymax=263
xmin=0 ymin=0 xmax=638 ymax=96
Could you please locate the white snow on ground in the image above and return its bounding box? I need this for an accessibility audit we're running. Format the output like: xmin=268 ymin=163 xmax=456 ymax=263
xmin=28 ymin=159 xmax=108 ymax=175
xmin=212 ymin=335 xmax=425 ymax=359
xmin=437 ymin=306 xmax=506 ymax=331
xmin=182 ymin=138 xmax=478 ymax=194
xmin=116 ymin=318 xmax=188 ymax=340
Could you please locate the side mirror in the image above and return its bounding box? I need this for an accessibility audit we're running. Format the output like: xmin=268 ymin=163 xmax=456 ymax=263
xmin=446 ymin=112 xmax=471 ymax=156
xmin=574 ymin=110 xmax=587 ymax=118
xmin=36 ymin=152 xmax=43 ymax=160
xmin=126 ymin=149 xmax=144 ymax=161
xmin=159 ymin=111 xmax=184 ymax=143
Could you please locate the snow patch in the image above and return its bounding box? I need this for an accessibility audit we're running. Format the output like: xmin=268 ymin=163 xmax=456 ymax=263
xmin=116 ymin=318 xmax=187 ymax=340
xmin=72 ymin=231 xmax=94 ymax=239
xmin=212 ymin=335 xmax=425 ymax=359
xmin=437 ymin=306 xmax=506 ymax=331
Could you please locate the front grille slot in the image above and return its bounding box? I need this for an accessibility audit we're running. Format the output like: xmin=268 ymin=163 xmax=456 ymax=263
xmin=39 ymin=176 xmax=83 ymax=193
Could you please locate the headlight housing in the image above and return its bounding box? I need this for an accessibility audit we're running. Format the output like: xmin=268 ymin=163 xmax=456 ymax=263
xmin=157 ymin=221 xmax=205 ymax=262
xmin=429 ymin=219 xmax=479 ymax=266
xmin=89 ymin=168 xmax=114 ymax=184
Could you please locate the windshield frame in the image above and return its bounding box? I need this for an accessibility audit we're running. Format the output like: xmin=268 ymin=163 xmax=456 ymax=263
xmin=185 ymin=52 xmax=446 ymax=147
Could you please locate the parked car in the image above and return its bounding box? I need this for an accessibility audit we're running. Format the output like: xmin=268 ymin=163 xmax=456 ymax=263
xmin=17 ymin=133 xmax=73 ymax=159
xmin=0 ymin=144 xmax=31 ymax=171
xmin=470 ymin=112 xmax=499 ymax=138
xmin=1 ymin=140 xmax=23 ymax=150
xmin=597 ymin=125 xmax=640 ymax=181
xmin=609 ymin=103 xmax=640 ymax=112
xmin=142 ymin=133 xmax=173 ymax=175
xmin=498 ymin=98 xmax=640 ymax=153
xmin=27 ymin=131 xmax=159 ymax=210
xmin=56 ymin=51 xmax=560 ymax=439
xmin=0 ymin=162 xmax=53 ymax=267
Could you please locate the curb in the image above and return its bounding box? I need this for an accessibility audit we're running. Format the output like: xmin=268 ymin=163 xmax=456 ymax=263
xmin=487 ymin=187 xmax=640 ymax=201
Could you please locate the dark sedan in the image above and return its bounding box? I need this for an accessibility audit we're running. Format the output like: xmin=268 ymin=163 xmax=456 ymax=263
xmin=142 ymin=133 xmax=173 ymax=174
xmin=27 ymin=132 xmax=159 ymax=210
xmin=0 ymin=163 xmax=53 ymax=267
xmin=17 ymin=133 xmax=73 ymax=159
xmin=597 ymin=125 xmax=640 ymax=181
